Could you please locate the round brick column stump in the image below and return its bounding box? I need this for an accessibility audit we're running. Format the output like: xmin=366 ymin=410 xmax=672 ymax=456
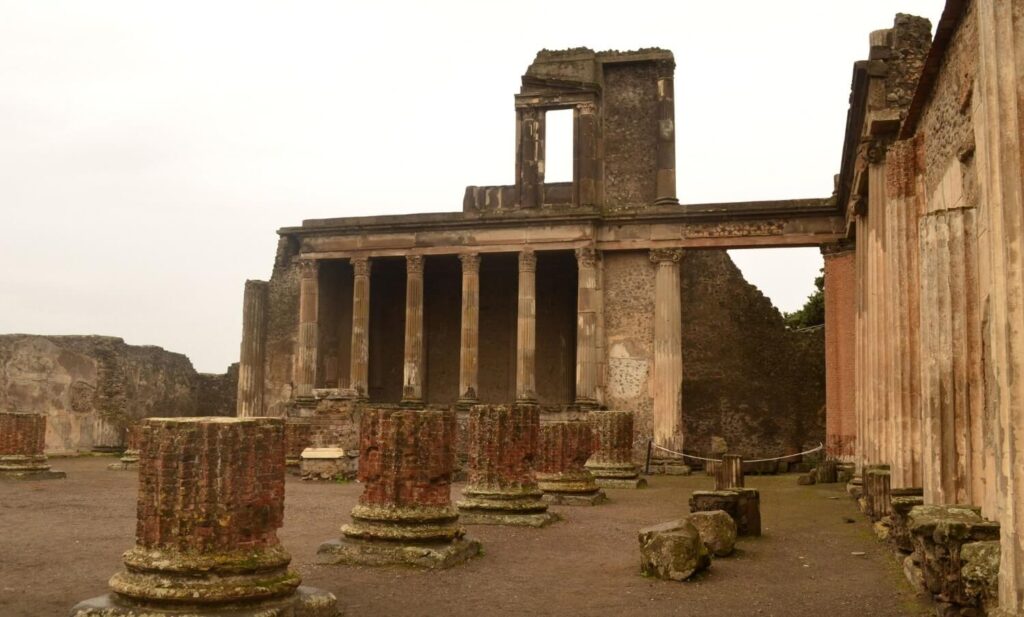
xmin=70 ymin=417 xmax=338 ymax=617
xmin=536 ymin=420 xmax=607 ymax=506
xmin=0 ymin=411 xmax=64 ymax=480
xmin=318 ymin=406 xmax=481 ymax=569
xmin=457 ymin=404 xmax=558 ymax=527
xmin=585 ymin=410 xmax=646 ymax=489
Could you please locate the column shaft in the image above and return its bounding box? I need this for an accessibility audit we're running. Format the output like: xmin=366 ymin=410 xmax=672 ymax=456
xmin=654 ymin=60 xmax=678 ymax=205
xmin=459 ymin=254 xmax=480 ymax=404
xmin=516 ymin=109 xmax=543 ymax=209
xmin=516 ymin=250 xmax=537 ymax=402
xmin=575 ymin=248 xmax=599 ymax=407
xmin=294 ymin=260 xmax=319 ymax=399
xmin=237 ymin=280 xmax=268 ymax=417
xmin=822 ymin=245 xmax=856 ymax=460
xmin=350 ymin=257 xmax=371 ymax=399
xmin=650 ymin=249 xmax=684 ymax=451
xmin=402 ymin=255 xmax=425 ymax=404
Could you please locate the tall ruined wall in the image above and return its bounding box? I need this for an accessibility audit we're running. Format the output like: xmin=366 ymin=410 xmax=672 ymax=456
xmin=0 ymin=335 xmax=237 ymax=454
xmin=604 ymin=249 xmax=825 ymax=458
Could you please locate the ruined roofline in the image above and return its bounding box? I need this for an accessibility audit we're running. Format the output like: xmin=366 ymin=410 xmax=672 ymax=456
xmin=278 ymin=197 xmax=833 ymax=236
xmin=899 ymin=0 xmax=969 ymax=138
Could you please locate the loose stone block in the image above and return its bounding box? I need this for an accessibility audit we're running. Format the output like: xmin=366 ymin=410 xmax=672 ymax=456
xmin=0 ymin=411 xmax=64 ymax=480
xmin=714 ymin=454 xmax=743 ymax=490
xmin=687 ymin=510 xmax=736 ymax=557
xmin=70 ymin=417 xmax=337 ymax=617
xmin=536 ymin=420 xmax=607 ymax=506
xmin=862 ymin=466 xmax=892 ymax=520
xmin=960 ymin=541 xmax=1000 ymax=613
xmin=638 ymin=519 xmax=711 ymax=581
xmin=908 ymin=505 xmax=1001 ymax=608
xmin=891 ymin=495 xmax=926 ymax=553
xmin=689 ymin=489 xmax=761 ymax=537
xmin=585 ymin=410 xmax=646 ymax=489
xmin=815 ymin=459 xmax=838 ymax=484
xmin=457 ymin=404 xmax=557 ymax=527
xmin=300 ymin=447 xmax=356 ymax=481
xmin=317 ymin=406 xmax=480 ymax=568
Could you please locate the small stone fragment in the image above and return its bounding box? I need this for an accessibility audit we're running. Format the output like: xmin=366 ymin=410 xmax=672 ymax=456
xmin=687 ymin=510 xmax=737 ymax=557
xmin=638 ymin=519 xmax=711 ymax=581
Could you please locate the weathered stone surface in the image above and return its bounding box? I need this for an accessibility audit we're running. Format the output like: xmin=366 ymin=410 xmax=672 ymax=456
xmin=536 ymin=420 xmax=607 ymax=506
xmin=714 ymin=454 xmax=743 ymax=490
xmin=960 ymin=541 xmax=999 ymax=612
xmin=863 ymin=466 xmax=892 ymax=521
xmin=847 ymin=475 xmax=863 ymax=499
xmin=318 ymin=406 xmax=480 ymax=568
xmin=0 ymin=335 xmax=237 ymax=454
xmin=908 ymin=505 xmax=1001 ymax=607
xmin=891 ymin=495 xmax=926 ymax=553
xmin=70 ymin=417 xmax=337 ymax=616
xmin=586 ymin=410 xmax=646 ymax=488
xmin=689 ymin=488 xmax=761 ymax=537
xmin=638 ymin=519 xmax=711 ymax=581
xmin=687 ymin=510 xmax=736 ymax=557
xmin=797 ymin=473 xmax=816 ymax=486
xmin=816 ymin=459 xmax=838 ymax=483
xmin=300 ymin=447 xmax=356 ymax=481
xmin=457 ymin=404 xmax=557 ymax=527
xmin=0 ymin=411 xmax=64 ymax=480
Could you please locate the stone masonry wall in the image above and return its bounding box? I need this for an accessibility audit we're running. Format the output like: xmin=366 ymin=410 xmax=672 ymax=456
xmin=0 ymin=335 xmax=237 ymax=454
xmin=604 ymin=249 xmax=825 ymax=459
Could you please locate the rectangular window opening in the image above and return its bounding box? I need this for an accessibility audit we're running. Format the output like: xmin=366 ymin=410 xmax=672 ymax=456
xmin=544 ymin=109 xmax=574 ymax=183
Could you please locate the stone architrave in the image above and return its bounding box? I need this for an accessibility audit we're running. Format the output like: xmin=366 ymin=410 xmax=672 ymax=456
xmin=0 ymin=412 xmax=64 ymax=480
xmin=70 ymin=417 xmax=337 ymax=617
xmin=714 ymin=454 xmax=743 ymax=490
xmin=318 ymin=406 xmax=481 ymax=568
xmin=536 ymin=420 xmax=607 ymax=506
xmin=585 ymin=410 xmax=646 ymax=488
xmin=457 ymin=404 xmax=558 ymax=527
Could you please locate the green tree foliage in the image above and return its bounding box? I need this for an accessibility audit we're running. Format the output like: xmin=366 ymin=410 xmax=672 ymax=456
xmin=784 ymin=268 xmax=824 ymax=330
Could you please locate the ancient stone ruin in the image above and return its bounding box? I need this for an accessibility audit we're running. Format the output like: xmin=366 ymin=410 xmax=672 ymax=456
xmin=456 ymin=403 xmax=557 ymax=527
xmin=585 ymin=410 xmax=646 ymax=489
xmin=0 ymin=411 xmax=64 ymax=480
xmin=317 ymin=406 xmax=480 ymax=569
xmin=69 ymin=417 xmax=337 ymax=617
xmin=536 ymin=420 xmax=607 ymax=506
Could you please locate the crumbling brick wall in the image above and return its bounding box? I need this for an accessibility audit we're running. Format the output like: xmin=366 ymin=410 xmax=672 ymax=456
xmin=0 ymin=335 xmax=237 ymax=454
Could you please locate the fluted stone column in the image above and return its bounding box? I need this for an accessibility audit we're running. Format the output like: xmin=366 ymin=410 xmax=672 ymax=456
xmin=650 ymin=249 xmax=684 ymax=454
xmin=294 ymin=259 xmax=319 ymax=400
xmin=516 ymin=249 xmax=537 ymax=403
xmin=237 ymin=279 xmax=268 ymax=417
xmin=715 ymin=454 xmax=744 ymax=490
xmin=536 ymin=421 xmax=607 ymax=506
xmin=575 ymin=247 xmax=599 ymax=408
xmin=402 ymin=255 xmax=424 ymax=405
xmin=350 ymin=257 xmax=371 ymax=399
xmin=0 ymin=412 xmax=64 ymax=480
xmin=654 ymin=59 xmax=678 ymax=206
xmin=71 ymin=417 xmax=337 ymax=616
xmin=317 ymin=406 xmax=480 ymax=568
xmin=458 ymin=253 xmax=480 ymax=406
xmin=516 ymin=108 xmax=543 ymax=209
xmin=585 ymin=410 xmax=645 ymax=488
xmin=457 ymin=404 xmax=557 ymax=527
xmin=974 ymin=2 xmax=1024 ymax=611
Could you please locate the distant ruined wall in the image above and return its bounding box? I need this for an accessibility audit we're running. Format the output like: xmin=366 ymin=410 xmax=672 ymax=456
xmin=0 ymin=335 xmax=237 ymax=454
xmin=604 ymin=249 xmax=825 ymax=459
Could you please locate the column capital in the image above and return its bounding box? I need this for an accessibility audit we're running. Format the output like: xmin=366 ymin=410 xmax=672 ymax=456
xmin=351 ymin=256 xmax=371 ymax=277
xmin=577 ymin=100 xmax=597 ymax=115
xmin=296 ymin=259 xmax=318 ymax=278
xmin=518 ymin=249 xmax=537 ymax=272
xmin=459 ymin=253 xmax=480 ymax=273
xmin=406 ymin=255 xmax=424 ymax=275
xmin=649 ymin=248 xmax=683 ymax=265
xmin=575 ymin=247 xmax=599 ymax=268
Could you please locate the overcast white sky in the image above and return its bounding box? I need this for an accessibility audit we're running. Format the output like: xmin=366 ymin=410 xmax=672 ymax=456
xmin=0 ymin=1 xmax=946 ymax=373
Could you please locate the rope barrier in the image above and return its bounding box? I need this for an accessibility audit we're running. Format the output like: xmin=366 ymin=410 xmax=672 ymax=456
xmin=650 ymin=442 xmax=824 ymax=464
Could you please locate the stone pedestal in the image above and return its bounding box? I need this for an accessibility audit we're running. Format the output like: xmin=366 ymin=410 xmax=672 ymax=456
xmin=714 ymin=454 xmax=743 ymax=490
xmin=891 ymin=495 xmax=926 ymax=553
xmin=300 ymin=447 xmax=355 ymax=481
xmin=0 ymin=412 xmax=64 ymax=480
xmin=908 ymin=505 xmax=1001 ymax=609
xmin=861 ymin=464 xmax=891 ymax=518
xmin=816 ymin=459 xmax=838 ymax=484
xmin=318 ymin=406 xmax=480 ymax=568
xmin=689 ymin=488 xmax=761 ymax=537
xmin=536 ymin=421 xmax=607 ymax=506
xmin=457 ymin=404 xmax=557 ymax=527
xmin=109 ymin=424 xmax=142 ymax=471
xmin=585 ymin=410 xmax=645 ymax=489
xmin=70 ymin=417 xmax=337 ymax=617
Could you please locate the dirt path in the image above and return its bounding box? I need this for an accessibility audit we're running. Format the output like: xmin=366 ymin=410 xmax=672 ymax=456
xmin=0 ymin=457 xmax=931 ymax=616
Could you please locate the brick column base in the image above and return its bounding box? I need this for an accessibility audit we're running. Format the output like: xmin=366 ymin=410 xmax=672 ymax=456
xmin=536 ymin=420 xmax=607 ymax=506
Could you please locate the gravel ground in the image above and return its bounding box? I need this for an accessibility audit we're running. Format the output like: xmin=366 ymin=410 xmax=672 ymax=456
xmin=0 ymin=457 xmax=932 ymax=617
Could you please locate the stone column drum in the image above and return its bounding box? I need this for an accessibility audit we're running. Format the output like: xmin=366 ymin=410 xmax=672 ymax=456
xmin=70 ymin=417 xmax=337 ymax=617
xmin=0 ymin=411 xmax=64 ymax=480
xmin=318 ymin=406 xmax=481 ymax=568
xmin=536 ymin=420 xmax=607 ymax=506
xmin=714 ymin=454 xmax=744 ymax=490
xmin=457 ymin=404 xmax=558 ymax=527
xmin=109 ymin=423 xmax=143 ymax=471
xmin=585 ymin=410 xmax=646 ymax=489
